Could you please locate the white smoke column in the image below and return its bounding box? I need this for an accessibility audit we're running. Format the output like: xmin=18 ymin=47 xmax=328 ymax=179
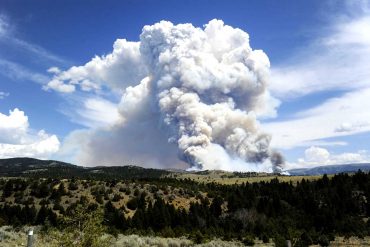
xmin=55 ymin=19 xmax=282 ymax=172
xmin=138 ymin=20 xmax=281 ymax=171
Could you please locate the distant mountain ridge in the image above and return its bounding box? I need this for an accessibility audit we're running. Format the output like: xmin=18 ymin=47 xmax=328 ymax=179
xmin=287 ymin=163 xmax=370 ymax=176
xmin=0 ymin=157 xmax=168 ymax=179
xmin=1 ymin=157 xmax=370 ymax=178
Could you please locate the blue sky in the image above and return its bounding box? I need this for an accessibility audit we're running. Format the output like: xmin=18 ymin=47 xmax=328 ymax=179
xmin=0 ymin=0 xmax=369 ymax=170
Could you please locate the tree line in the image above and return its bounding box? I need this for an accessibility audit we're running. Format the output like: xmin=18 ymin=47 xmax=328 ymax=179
xmin=1 ymin=171 xmax=370 ymax=246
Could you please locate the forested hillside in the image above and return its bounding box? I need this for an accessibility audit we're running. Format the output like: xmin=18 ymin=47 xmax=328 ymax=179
xmin=1 ymin=169 xmax=370 ymax=246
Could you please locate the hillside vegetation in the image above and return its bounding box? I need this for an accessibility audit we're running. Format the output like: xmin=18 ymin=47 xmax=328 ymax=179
xmin=167 ymin=170 xmax=330 ymax=185
xmin=0 ymin=158 xmax=168 ymax=180
xmin=1 ymin=158 xmax=370 ymax=246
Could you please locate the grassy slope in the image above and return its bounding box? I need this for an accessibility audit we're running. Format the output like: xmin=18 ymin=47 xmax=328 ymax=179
xmin=167 ymin=171 xmax=332 ymax=185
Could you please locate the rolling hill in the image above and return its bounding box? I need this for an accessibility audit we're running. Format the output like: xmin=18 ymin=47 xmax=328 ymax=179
xmin=287 ymin=163 xmax=370 ymax=175
xmin=1 ymin=157 xmax=370 ymax=179
xmin=0 ymin=157 xmax=168 ymax=179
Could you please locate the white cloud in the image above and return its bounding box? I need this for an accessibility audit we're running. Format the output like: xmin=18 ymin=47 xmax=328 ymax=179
xmin=47 ymin=67 xmax=61 ymax=74
xmin=334 ymin=121 xmax=370 ymax=133
xmin=0 ymin=108 xmax=60 ymax=159
xmin=43 ymin=78 xmax=75 ymax=93
xmin=44 ymin=39 xmax=148 ymax=93
xmin=290 ymin=146 xmax=370 ymax=169
xmin=0 ymin=91 xmax=9 ymax=99
xmin=304 ymin=146 xmax=330 ymax=164
xmin=0 ymin=108 xmax=29 ymax=144
xmin=0 ymin=134 xmax=60 ymax=159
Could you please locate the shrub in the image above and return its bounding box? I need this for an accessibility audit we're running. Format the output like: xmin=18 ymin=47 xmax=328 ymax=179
xmin=191 ymin=230 xmax=205 ymax=244
xmin=242 ymin=235 xmax=255 ymax=246
xmin=127 ymin=197 xmax=138 ymax=210
xmin=125 ymin=188 xmax=131 ymax=195
xmin=318 ymin=235 xmax=330 ymax=247
xmin=68 ymin=182 xmax=78 ymax=191
xmin=112 ymin=194 xmax=122 ymax=202
xmin=134 ymin=189 xmax=140 ymax=197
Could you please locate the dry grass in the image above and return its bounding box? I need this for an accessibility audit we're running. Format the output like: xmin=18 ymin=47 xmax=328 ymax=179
xmin=0 ymin=226 xmax=263 ymax=247
xmin=326 ymin=236 xmax=370 ymax=246
xmin=113 ymin=234 xmax=193 ymax=247
xmin=0 ymin=226 xmax=39 ymax=247
xmin=168 ymin=172 xmax=331 ymax=185
xmin=2 ymin=226 xmax=370 ymax=247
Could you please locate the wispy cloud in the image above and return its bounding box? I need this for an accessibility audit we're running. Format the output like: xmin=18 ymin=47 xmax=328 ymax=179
xmin=0 ymin=91 xmax=9 ymax=99
xmin=264 ymin=3 xmax=370 ymax=150
xmin=0 ymin=14 xmax=9 ymax=37
xmin=0 ymin=59 xmax=49 ymax=84
xmin=264 ymin=88 xmax=370 ymax=149
xmin=59 ymin=95 xmax=120 ymax=129
xmin=0 ymin=14 xmax=67 ymax=65
xmin=270 ymin=14 xmax=370 ymax=99
xmin=10 ymin=37 xmax=67 ymax=64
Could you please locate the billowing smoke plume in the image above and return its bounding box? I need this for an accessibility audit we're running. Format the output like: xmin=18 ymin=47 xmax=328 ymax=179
xmin=53 ymin=20 xmax=283 ymax=172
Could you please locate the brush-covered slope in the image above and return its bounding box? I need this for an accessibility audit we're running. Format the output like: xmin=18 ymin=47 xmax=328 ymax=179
xmin=0 ymin=158 xmax=168 ymax=179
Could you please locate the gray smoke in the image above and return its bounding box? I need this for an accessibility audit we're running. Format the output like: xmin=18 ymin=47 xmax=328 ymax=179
xmin=54 ymin=20 xmax=283 ymax=172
